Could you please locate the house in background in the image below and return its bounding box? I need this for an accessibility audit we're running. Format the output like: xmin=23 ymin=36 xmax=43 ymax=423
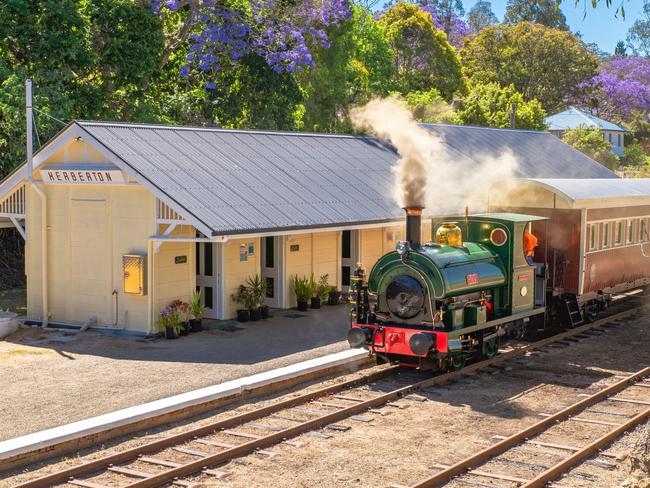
xmin=545 ymin=106 xmax=627 ymax=157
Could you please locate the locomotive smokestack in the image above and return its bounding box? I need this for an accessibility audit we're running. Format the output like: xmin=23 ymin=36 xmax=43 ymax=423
xmin=404 ymin=207 xmax=423 ymax=249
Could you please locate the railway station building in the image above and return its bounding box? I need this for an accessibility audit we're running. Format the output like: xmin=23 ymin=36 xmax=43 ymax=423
xmin=0 ymin=121 xmax=621 ymax=334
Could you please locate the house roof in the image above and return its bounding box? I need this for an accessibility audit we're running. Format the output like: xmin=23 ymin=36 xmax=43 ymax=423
xmin=524 ymin=178 xmax=650 ymax=208
xmin=545 ymin=107 xmax=627 ymax=132
xmin=1 ymin=120 xmax=619 ymax=236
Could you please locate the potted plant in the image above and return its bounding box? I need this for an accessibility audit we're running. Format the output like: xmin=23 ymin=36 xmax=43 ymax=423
xmin=233 ymin=285 xmax=251 ymax=322
xmin=189 ymin=290 xmax=204 ymax=332
xmin=158 ymin=306 xmax=180 ymax=339
xmin=309 ymin=274 xmax=320 ymax=309
xmin=169 ymin=300 xmax=190 ymax=335
xmin=291 ymin=275 xmax=310 ymax=311
xmin=245 ymin=274 xmax=267 ymax=321
xmin=316 ymin=274 xmax=332 ymax=308
xmin=328 ymin=288 xmax=341 ymax=305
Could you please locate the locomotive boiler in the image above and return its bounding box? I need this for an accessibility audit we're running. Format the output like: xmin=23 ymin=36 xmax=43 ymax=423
xmin=347 ymin=207 xmax=546 ymax=371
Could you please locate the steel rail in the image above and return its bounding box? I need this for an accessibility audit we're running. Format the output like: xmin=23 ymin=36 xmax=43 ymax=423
xmin=520 ymin=406 xmax=650 ymax=488
xmin=121 ymin=307 xmax=644 ymax=488
xmin=14 ymin=365 xmax=400 ymax=488
xmin=408 ymin=367 xmax=650 ymax=488
xmin=15 ymin=305 xmax=642 ymax=488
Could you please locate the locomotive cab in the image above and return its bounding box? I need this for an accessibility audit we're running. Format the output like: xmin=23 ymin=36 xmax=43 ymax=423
xmin=347 ymin=209 xmax=547 ymax=370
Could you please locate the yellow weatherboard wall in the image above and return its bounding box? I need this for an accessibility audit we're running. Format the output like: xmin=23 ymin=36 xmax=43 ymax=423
xmin=26 ymin=138 xmax=195 ymax=333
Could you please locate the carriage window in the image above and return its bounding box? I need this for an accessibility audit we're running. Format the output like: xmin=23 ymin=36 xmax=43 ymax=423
xmin=588 ymin=224 xmax=599 ymax=251
xmin=602 ymin=222 xmax=611 ymax=249
xmin=627 ymin=220 xmax=637 ymax=244
xmin=615 ymin=221 xmax=624 ymax=246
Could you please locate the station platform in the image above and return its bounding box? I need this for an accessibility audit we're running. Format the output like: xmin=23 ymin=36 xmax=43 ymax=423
xmin=0 ymin=305 xmax=356 ymax=443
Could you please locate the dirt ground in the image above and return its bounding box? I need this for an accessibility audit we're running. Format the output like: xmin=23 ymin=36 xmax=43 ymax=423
xmin=0 ymin=305 xmax=350 ymax=440
xmin=4 ymin=309 xmax=650 ymax=488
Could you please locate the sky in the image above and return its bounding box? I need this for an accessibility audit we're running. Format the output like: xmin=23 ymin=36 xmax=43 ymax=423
xmin=461 ymin=0 xmax=643 ymax=54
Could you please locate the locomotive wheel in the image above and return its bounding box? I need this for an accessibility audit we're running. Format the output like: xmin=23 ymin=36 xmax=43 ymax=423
xmin=484 ymin=337 xmax=500 ymax=359
xmin=451 ymin=353 xmax=466 ymax=371
xmin=584 ymin=303 xmax=599 ymax=323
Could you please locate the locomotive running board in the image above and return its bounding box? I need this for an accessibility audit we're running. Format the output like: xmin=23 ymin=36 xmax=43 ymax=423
xmin=446 ymin=307 xmax=545 ymax=339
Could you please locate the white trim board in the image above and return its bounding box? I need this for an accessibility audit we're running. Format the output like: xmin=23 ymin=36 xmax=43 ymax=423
xmin=0 ymin=348 xmax=367 ymax=462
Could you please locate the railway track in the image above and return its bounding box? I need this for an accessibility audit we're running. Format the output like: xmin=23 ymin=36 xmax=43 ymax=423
xmin=401 ymin=368 xmax=650 ymax=488
xmin=13 ymin=305 xmax=645 ymax=488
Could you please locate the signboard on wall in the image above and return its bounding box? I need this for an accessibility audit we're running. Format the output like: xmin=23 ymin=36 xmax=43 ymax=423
xmin=40 ymin=165 xmax=126 ymax=185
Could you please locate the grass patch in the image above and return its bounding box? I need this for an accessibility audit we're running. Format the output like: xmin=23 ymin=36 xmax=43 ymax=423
xmin=0 ymin=348 xmax=52 ymax=360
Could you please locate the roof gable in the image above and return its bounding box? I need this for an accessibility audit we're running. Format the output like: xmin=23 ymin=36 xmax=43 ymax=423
xmin=545 ymin=107 xmax=627 ymax=132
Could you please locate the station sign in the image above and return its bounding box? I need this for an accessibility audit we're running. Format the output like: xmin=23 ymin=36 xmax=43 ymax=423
xmin=40 ymin=165 xmax=126 ymax=185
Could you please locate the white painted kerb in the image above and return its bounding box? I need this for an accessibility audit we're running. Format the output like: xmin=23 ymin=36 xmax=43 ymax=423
xmin=0 ymin=348 xmax=367 ymax=461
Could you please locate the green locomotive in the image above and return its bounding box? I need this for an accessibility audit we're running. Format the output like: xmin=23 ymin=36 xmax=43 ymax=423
xmin=347 ymin=207 xmax=547 ymax=370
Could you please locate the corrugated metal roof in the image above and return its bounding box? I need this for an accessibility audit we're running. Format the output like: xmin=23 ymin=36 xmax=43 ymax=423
xmin=422 ymin=124 xmax=617 ymax=179
xmin=69 ymin=121 xmax=617 ymax=236
xmin=545 ymin=107 xmax=627 ymax=132
xmin=527 ymin=178 xmax=650 ymax=204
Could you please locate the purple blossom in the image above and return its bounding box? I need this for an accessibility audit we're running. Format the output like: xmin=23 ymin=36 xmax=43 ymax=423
xmin=579 ymin=56 xmax=650 ymax=124
xmin=155 ymin=0 xmax=351 ymax=83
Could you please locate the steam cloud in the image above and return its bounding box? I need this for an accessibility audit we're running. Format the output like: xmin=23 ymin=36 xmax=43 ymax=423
xmin=350 ymin=97 xmax=519 ymax=215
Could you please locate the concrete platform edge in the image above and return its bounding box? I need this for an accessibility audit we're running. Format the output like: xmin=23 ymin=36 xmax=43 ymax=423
xmin=0 ymin=348 xmax=368 ymax=468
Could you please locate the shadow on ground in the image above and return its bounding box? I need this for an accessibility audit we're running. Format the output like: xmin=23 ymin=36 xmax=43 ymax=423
xmin=3 ymin=305 xmax=352 ymax=366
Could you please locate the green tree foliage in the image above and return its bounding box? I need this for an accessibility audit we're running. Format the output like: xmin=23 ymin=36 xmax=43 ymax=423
xmin=0 ymin=0 xmax=165 ymax=178
xmin=467 ymin=1 xmax=498 ymax=33
xmin=622 ymin=142 xmax=648 ymax=166
xmin=301 ymin=3 xmax=395 ymax=132
xmin=561 ymin=127 xmax=619 ymax=170
xmin=614 ymin=40 xmax=627 ymax=57
xmin=379 ymin=2 xmax=464 ymax=100
xmin=347 ymin=3 xmax=395 ymax=100
xmin=403 ymin=89 xmax=459 ymax=123
xmin=460 ymin=22 xmax=598 ymax=113
xmin=457 ymin=82 xmax=546 ymax=130
xmin=504 ymin=0 xmax=568 ymax=30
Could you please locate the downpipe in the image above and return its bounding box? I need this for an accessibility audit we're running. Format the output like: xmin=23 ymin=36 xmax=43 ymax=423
xmin=26 ymin=79 xmax=49 ymax=328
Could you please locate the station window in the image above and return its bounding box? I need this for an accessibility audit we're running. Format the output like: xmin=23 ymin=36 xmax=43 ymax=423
xmin=618 ymin=134 xmax=622 ymax=147
xmin=204 ymin=243 xmax=213 ymax=276
xmin=615 ymin=221 xmax=624 ymax=246
xmin=641 ymin=219 xmax=649 ymax=242
xmin=602 ymin=222 xmax=611 ymax=249
xmin=627 ymin=219 xmax=637 ymax=244
xmin=588 ymin=224 xmax=599 ymax=251
xmin=204 ymin=286 xmax=213 ymax=309
xmin=342 ymin=230 xmax=351 ymax=259
xmin=608 ymin=133 xmax=612 ymax=143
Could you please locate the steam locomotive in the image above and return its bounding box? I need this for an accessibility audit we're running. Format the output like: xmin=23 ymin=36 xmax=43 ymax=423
xmin=347 ymin=207 xmax=549 ymax=371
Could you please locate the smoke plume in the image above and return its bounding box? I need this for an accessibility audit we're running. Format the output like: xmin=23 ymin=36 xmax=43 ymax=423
xmin=350 ymin=97 xmax=519 ymax=215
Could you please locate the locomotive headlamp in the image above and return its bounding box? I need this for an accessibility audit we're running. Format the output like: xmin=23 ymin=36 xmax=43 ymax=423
xmin=396 ymin=240 xmax=410 ymax=256
xmin=409 ymin=333 xmax=435 ymax=355
xmin=347 ymin=327 xmax=371 ymax=348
